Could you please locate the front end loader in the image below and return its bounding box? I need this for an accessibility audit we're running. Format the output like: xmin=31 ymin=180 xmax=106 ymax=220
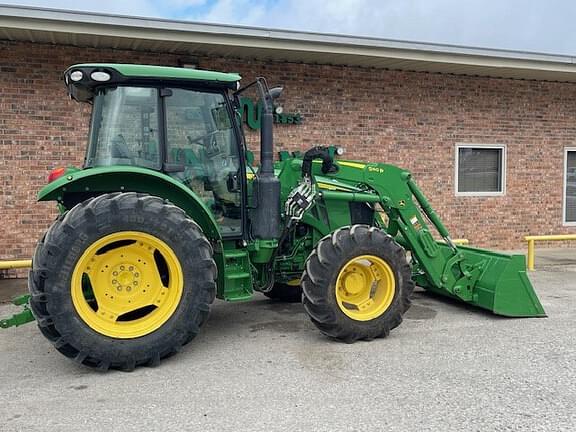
xmin=0 ymin=64 xmax=545 ymax=370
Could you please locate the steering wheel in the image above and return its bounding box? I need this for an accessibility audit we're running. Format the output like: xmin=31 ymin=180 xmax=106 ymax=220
xmin=175 ymin=148 xmax=186 ymax=163
xmin=186 ymin=130 xmax=220 ymax=146
xmin=110 ymin=134 xmax=131 ymax=159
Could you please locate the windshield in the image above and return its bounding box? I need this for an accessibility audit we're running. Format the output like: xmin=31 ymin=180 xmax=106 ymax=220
xmin=86 ymin=87 xmax=161 ymax=169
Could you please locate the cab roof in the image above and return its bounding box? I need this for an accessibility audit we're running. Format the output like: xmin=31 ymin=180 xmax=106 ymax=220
xmin=68 ymin=63 xmax=241 ymax=82
xmin=64 ymin=63 xmax=241 ymax=101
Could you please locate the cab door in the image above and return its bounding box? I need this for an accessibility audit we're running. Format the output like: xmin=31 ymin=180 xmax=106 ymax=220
xmin=163 ymin=88 xmax=244 ymax=237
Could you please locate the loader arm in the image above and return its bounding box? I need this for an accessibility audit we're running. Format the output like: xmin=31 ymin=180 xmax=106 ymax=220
xmin=328 ymin=161 xmax=545 ymax=317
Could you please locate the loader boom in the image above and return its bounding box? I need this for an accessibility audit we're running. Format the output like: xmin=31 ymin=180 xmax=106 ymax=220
xmin=324 ymin=160 xmax=545 ymax=317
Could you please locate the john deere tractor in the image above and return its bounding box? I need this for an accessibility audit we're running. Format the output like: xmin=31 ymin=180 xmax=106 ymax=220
xmin=1 ymin=64 xmax=545 ymax=371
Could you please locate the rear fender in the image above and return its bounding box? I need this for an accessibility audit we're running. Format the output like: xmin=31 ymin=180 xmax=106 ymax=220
xmin=38 ymin=166 xmax=221 ymax=240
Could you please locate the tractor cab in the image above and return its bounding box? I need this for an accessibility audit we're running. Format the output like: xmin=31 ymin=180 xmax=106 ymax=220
xmin=64 ymin=64 xmax=246 ymax=236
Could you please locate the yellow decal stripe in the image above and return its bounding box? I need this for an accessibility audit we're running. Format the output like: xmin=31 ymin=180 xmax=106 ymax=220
xmin=338 ymin=161 xmax=366 ymax=169
xmin=317 ymin=182 xmax=351 ymax=192
xmin=312 ymin=160 xmax=365 ymax=170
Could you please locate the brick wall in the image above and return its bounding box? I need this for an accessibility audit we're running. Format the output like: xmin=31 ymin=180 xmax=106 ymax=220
xmin=1 ymin=40 xmax=575 ymax=276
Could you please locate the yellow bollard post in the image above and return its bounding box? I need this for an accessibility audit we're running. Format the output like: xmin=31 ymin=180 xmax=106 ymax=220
xmin=527 ymin=239 xmax=535 ymax=271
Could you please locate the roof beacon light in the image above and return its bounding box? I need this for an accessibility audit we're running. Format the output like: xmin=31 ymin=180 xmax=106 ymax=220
xmin=91 ymin=71 xmax=111 ymax=82
xmin=69 ymin=70 xmax=83 ymax=82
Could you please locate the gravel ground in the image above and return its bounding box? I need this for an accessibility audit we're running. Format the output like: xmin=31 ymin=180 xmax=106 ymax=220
xmin=0 ymin=268 xmax=575 ymax=432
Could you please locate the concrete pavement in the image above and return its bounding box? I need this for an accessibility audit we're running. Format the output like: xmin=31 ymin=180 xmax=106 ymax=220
xmin=0 ymin=252 xmax=575 ymax=432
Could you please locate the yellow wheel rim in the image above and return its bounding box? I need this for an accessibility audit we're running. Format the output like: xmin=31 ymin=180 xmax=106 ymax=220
xmin=335 ymin=255 xmax=396 ymax=321
xmin=71 ymin=231 xmax=184 ymax=339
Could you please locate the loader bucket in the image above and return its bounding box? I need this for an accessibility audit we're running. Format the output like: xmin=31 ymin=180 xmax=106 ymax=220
xmin=427 ymin=244 xmax=546 ymax=317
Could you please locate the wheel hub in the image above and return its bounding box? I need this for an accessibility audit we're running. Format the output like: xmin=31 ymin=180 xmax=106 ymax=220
xmin=111 ymin=264 xmax=140 ymax=293
xmin=342 ymin=270 xmax=365 ymax=296
xmin=335 ymin=255 xmax=396 ymax=321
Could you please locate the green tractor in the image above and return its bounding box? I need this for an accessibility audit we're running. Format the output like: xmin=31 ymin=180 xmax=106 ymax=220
xmin=1 ymin=64 xmax=545 ymax=371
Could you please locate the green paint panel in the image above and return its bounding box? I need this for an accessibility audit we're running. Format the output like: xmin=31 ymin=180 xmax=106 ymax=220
xmin=457 ymin=246 xmax=545 ymax=317
xmin=0 ymin=295 xmax=34 ymax=329
xmin=38 ymin=166 xmax=221 ymax=240
xmin=419 ymin=243 xmax=545 ymax=317
xmin=31 ymin=73 xmax=545 ymax=319
xmin=34 ymin=151 xmax=545 ymax=317
xmin=239 ymin=97 xmax=302 ymax=130
xmin=274 ymin=152 xmax=544 ymax=318
xmin=217 ymin=244 xmax=254 ymax=301
xmin=67 ymin=63 xmax=241 ymax=83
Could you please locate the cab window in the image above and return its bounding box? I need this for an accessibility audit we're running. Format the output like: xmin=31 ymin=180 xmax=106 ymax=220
xmin=164 ymin=88 xmax=242 ymax=236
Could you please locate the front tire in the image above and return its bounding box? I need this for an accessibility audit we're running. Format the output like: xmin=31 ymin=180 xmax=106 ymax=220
xmin=29 ymin=193 xmax=216 ymax=371
xmin=302 ymin=225 xmax=413 ymax=342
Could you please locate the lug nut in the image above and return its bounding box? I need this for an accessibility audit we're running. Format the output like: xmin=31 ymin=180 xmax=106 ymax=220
xmin=134 ymin=273 xmax=139 ymax=278
xmin=129 ymin=266 xmax=134 ymax=271
xmin=112 ymin=280 xmax=117 ymax=284
xmin=117 ymin=286 xmax=122 ymax=292
xmin=126 ymin=287 xmax=132 ymax=292
xmin=113 ymin=271 xmax=118 ymax=276
xmin=120 ymin=266 xmax=125 ymax=271
xmin=133 ymin=281 xmax=138 ymax=286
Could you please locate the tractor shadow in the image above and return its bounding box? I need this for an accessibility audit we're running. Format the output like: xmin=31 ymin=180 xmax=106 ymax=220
xmin=411 ymin=287 xmax=509 ymax=320
xmin=200 ymin=295 xmax=309 ymax=338
xmin=152 ymin=287 xmax=521 ymax=375
xmin=172 ymin=287 xmax=509 ymax=365
xmin=198 ymin=287 xmax=506 ymax=344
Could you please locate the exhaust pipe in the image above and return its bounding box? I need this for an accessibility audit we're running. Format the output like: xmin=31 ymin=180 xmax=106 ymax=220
xmin=251 ymin=80 xmax=283 ymax=240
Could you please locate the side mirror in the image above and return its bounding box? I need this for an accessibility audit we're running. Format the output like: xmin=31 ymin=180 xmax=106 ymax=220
xmin=269 ymin=87 xmax=284 ymax=100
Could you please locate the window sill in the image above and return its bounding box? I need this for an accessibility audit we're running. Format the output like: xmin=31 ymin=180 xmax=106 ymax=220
xmin=455 ymin=192 xmax=505 ymax=197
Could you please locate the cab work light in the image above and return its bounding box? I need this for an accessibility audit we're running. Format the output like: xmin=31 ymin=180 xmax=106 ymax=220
xmin=69 ymin=70 xmax=83 ymax=82
xmin=90 ymin=71 xmax=111 ymax=82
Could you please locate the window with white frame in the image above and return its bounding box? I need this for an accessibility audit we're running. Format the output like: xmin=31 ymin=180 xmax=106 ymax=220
xmin=565 ymin=148 xmax=576 ymax=224
xmin=455 ymin=145 xmax=506 ymax=195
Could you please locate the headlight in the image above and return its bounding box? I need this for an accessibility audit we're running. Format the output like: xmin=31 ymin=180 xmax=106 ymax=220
xmin=91 ymin=71 xmax=111 ymax=82
xmin=69 ymin=70 xmax=83 ymax=82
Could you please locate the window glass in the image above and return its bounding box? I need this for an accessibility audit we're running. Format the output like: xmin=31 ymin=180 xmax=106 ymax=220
xmin=165 ymin=89 xmax=242 ymax=236
xmin=457 ymin=147 xmax=504 ymax=194
xmin=87 ymin=87 xmax=160 ymax=169
xmin=566 ymin=150 xmax=576 ymax=223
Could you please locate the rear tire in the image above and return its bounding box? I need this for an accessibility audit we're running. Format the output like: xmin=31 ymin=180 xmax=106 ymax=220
xmin=302 ymin=225 xmax=413 ymax=342
xmin=29 ymin=192 xmax=216 ymax=371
